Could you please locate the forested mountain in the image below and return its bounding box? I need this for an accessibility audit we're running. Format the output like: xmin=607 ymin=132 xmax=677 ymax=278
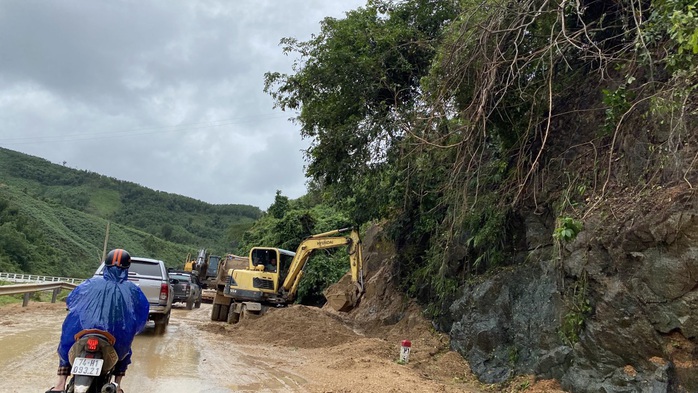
xmin=0 ymin=147 xmax=261 ymax=277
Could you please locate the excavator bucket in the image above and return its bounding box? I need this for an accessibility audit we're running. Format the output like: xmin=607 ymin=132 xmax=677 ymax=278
xmin=324 ymin=280 xmax=363 ymax=312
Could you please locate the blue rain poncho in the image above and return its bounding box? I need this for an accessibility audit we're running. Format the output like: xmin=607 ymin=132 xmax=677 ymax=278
xmin=57 ymin=264 xmax=149 ymax=371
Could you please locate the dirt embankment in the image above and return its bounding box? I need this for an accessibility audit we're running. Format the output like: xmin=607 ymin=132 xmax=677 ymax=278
xmin=199 ymin=300 xmax=566 ymax=392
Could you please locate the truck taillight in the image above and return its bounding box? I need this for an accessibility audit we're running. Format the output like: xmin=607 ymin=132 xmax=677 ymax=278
xmin=185 ymin=283 xmax=190 ymax=295
xmin=160 ymin=283 xmax=169 ymax=301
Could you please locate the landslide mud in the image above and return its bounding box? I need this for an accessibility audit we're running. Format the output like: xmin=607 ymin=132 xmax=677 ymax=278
xmin=0 ymin=301 xmax=540 ymax=392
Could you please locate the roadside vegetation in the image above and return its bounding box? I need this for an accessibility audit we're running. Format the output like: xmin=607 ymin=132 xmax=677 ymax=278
xmin=263 ymin=0 xmax=696 ymax=311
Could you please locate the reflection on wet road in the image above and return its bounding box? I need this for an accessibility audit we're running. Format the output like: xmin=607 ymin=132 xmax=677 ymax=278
xmin=123 ymin=306 xmax=307 ymax=392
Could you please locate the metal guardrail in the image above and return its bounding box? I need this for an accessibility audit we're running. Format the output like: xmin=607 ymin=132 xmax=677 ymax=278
xmin=0 ymin=276 xmax=80 ymax=307
xmin=0 ymin=272 xmax=85 ymax=284
xmin=0 ymin=282 xmax=78 ymax=296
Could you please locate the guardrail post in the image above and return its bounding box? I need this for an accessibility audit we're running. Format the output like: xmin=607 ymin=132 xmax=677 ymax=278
xmin=22 ymin=292 xmax=32 ymax=307
xmin=52 ymin=288 xmax=61 ymax=303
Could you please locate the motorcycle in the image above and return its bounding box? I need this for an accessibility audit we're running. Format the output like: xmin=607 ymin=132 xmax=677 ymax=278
xmin=65 ymin=329 xmax=120 ymax=393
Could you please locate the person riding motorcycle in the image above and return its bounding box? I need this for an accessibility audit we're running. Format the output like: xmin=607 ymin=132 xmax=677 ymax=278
xmin=46 ymin=249 xmax=149 ymax=393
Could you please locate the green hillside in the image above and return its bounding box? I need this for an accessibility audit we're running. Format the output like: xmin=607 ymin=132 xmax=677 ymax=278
xmin=0 ymin=147 xmax=262 ymax=277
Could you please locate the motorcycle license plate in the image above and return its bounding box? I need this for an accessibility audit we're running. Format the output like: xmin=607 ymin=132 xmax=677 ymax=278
xmin=71 ymin=357 xmax=103 ymax=376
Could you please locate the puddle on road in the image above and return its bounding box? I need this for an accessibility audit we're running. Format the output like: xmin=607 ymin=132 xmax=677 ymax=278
xmin=124 ymin=322 xmax=239 ymax=392
xmin=121 ymin=313 xmax=307 ymax=392
xmin=132 ymin=325 xmax=201 ymax=378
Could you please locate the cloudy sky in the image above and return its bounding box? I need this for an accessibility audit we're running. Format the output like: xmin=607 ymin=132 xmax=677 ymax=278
xmin=0 ymin=1 xmax=365 ymax=210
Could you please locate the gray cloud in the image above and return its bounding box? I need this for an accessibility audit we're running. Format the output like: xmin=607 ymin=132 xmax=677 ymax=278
xmin=0 ymin=0 xmax=364 ymax=209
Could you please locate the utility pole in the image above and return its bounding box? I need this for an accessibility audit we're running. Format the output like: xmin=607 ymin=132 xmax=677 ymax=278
xmin=101 ymin=221 xmax=110 ymax=261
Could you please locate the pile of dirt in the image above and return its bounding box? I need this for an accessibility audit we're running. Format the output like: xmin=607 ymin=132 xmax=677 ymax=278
xmin=223 ymin=305 xmax=359 ymax=349
xmin=322 ymin=224 xmax=571 ymax=392
xmin=323 ymin=225 xmax=450 ymax=353
xmin=199 ymin=302 xmax=483 ymax=390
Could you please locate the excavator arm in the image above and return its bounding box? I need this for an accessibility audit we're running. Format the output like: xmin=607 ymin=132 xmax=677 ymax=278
xmin=281 ymin=227 xmax=365 ymax=307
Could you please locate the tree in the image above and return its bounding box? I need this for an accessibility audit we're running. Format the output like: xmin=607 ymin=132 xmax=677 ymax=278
xmin=264 ymin=0 xmax=459 ymax=222
xmin=160 ymin=224 xmax=174 ymax=240
xmin=267 ymin=190 xmax=290 ymax=219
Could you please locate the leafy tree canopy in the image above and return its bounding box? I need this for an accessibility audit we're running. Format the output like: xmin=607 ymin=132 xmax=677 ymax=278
xmin=264 ymin=0 xmax=459 ymax=212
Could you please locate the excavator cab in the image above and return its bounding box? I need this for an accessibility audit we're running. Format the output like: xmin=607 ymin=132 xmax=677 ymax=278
xmin=248 ymin=249 xmax=293 ymax=275
xmin=251 ymin=249 xmax=277 ymax=272
xmin=206 ymin=255 xmax=220 ymax=278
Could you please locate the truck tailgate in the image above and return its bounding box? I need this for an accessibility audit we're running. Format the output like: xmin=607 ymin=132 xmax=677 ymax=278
xmin=128 ymin=276 xmax=162 ymax=304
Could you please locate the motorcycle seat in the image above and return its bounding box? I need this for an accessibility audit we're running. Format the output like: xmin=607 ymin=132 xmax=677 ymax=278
xmin=73 ymin=329 xmax=116 ymax=345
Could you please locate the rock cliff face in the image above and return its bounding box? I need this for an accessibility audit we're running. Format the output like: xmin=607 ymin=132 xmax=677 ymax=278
xmin=445 ymin=185 xmax=697 ymax=392
xmin=336 ymin=183 xmax=696 ymax=392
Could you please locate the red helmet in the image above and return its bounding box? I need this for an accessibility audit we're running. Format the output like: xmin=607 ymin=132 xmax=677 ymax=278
xmin=105 ymin=249 xmax=131 ymax=269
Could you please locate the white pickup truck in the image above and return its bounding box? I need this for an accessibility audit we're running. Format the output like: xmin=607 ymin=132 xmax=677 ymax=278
xmin=95 ymin=256 xmax=174 ymax=334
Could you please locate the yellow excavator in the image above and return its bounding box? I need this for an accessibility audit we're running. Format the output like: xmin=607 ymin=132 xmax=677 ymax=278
xmin=183 ymin=249 xmax=207 ymax=273
xmin=210 ymin=227 xmax=365 ymax=324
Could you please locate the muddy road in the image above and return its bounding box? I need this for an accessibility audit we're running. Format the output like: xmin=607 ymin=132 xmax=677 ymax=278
xmin=0 ymin=303 xmax=306 ymax=392
xmin=0 ymin=301 xmax=492 ymax=393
